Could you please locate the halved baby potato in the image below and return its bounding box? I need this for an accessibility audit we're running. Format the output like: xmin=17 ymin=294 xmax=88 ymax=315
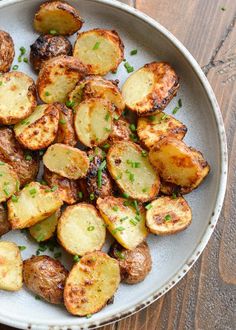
xmin=146 ymin=196 xmax=192 ymax=235
xmin=97 ymin=196 xmax=148 ymax=250
xmin=74 ymin=98 xmax=113 ymax=147
xmin=68 ymin=76 xmax=125 ymax=117
xmin=149 ymin=137 xmax=210 ymax=189
xmin=0 ymin=162 xmax=19 ymax=203
xmin=107 ymin=141 xmax=160 ymax=202
xmin=7 ymin=182 xmax=63 ymax=229
xmin=0 ymin=241 xmax=23 ymax=291
xmin=34 ymin=1 xmax=84 ymax=36
xmin=73 ymin=29 xmax=124 ymax=75
xmin=57 ymin=203 xmax=106 ymax=256
xmin=122 ymin=62 xmax=179 ymax=116
xmin=137 ymin=113 xmax=187 ymax=149
xmin=37 ymin=56 xmax=87 ymax=103
xmin=64 ymin=251 xmax=120 ymax=316
xmin=43 ymin=143 xmax=89 ymax=180
xmin=0 ymin=30 xmax=15 ymax=73
xmin=14 ymin=104 xmax=59 ymax=150
xmin=0 ymin=72 xmax=37 ymax=125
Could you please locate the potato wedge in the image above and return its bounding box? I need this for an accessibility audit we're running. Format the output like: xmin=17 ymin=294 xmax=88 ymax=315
xmin=34 ymin=1 xmax=83 ymax=36
xmin=122 ymin=62 xmax=179 ymax=116
xmin=57 ymin=203 xmax=106 ymax=256
xmin=68 ymin=76 xmax=125 ymax=117
xmin=146 ymin=196 xmax=192 ymax=235
xmin=0 ymin=161 xmax=19 ymax=203
xmin=0 ymin=241 xmax=23 ymax=291
xmin=14 ymin=104 xmax=59 ymax=150
xmin=0 ymin=128 xmax=39 ymax=186
xmin=64 ymin=251 xmax=120 ymax=316
xmin=7 ymin=182 xmax=63 ymax=229
xmin=29 ymin=209 xmax=61 ymax=242
xmin=43 ymin=143 xmax=89 ymax=180
xmin=107 ymin=141 xmax=160 ymax=201
xmin=0 ymin=30 xmax=15 ymax=73
xmin=0 ymin=72 xmax=37 ymax=125
xmin=74 ymin=98 xmax=113 ymax=147
xmin=137 ymin=113 xmax=187 ymax=149
xmin=107 ymin=118 xmax=131 ymax=144
xmin=73 ymin=29 xmax=124 ymax=75
xmin=97 ymin=196 xmax=148 ymax=250
xmin=37 ymin=56 xmax=87 ymax=103
xmin=149 ymin=137 xmax=210 ymax=189
xmin=0 ymin=204 xmax=11 ymax=237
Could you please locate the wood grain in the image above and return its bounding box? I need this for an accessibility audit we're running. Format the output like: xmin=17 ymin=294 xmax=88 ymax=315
xmin=1 ymin=1 xmax=236 ymax=329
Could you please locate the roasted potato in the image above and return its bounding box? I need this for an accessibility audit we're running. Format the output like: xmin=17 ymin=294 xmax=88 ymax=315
xmin=0 ymin=30 xmax=15 ymax=73
xmin=0 ymin=241 xmax=23 ymax=291
xmin=0 ymin=128 xmax=39 ymax=186
xmin=54 ymin=103 xmax=77 ymax=147
xmin=43 ymin=143 xmax=89 ymax=180
xmin=64 ymin=251 xmax=120 ymax=316
xmin=0 ymin=72 xmax=37 ymax=125
xmin=43 ymin=167 xmax=77 ymax=204
xmin=149 ymin=137 xmax=210 ymax=189
xmin=97 ymin=196 xmax=148 ymax=250
xmin=14 ymin=104 xmax=59 ymax=150
xmin=0 ymin=204 xmax=11 ymax=237
xmin=57 ymin=203 xmax=106 ymax=256
xmin=29 ymin=209 xmax=61 ymax=242
xmin=137 ymin=113 xmax=187 ymax=149
xmin=0 ymin=162 xmax=19 ymax=203
xmin=23 ymin=255 xmax=68 ymax=304
xmin=160 ymin=180 xmax=194 ymax=195
xmin=107 ymin=141 xmax=160 ymax=202
xmin=7 ymin=182 xmax=63 ymax=229
xmin=109 ymin=241 xmax=152 ymax=284
xmin=30 ymin=34 xmax=72 ymax=71
xmin=73 ymin=29 xmax=124 ymax=75
xmin=146 ymin=196 xmax=192 ymax=235
xmin=34 ymin=1 xmax=83 ymax=36
xmin=74 ymin=98 xmax=113 ymax=147
xmin=68 ymin=76 xmax=125 ymax=117
xmin=37 ymin=55 xmax=87 ymax=103
xmin=107 ymin=118 xmax=131 ymax=144
xmin=122 ymin=62 xmax=179 ymax=116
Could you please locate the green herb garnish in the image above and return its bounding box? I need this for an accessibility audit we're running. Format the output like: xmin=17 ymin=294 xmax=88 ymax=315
xmin=18 ymin=245 xmax=26 ymax=251
xmin=112 ymin=206 xmax=118 ymax=212
xmin=164 ymin=214 xmax=172 ymax=222
xmin=112 ymin=226 xmax=125 ymax=234
xmin=59 ymin=119 xmax=66 ymax=125
xmin=89 ymin=193 xmax=95 ymax=201
xmin=93 ymin=42 xmax=100 ymax=50
xmin=49 ymin=29 xmax=57 ymax=35
xmin=87 ymin=226 xmax=95 ymax=231
xmin=77 ymin=191 xmax=83 ymax=199
xmin=12 ymin=65 xmax=19 ymax=70
xmin=73 ymin=255 xmax=80 ymax=262
xmin=145 ymin=203 xmax=152 ymax=210
xmin=130 ymin=49 xmax=138 ymax=56
xmin=11 ymin=194 xmax=19 ymax=202
xmin=124 ymin=61 xmax=134 ymax=73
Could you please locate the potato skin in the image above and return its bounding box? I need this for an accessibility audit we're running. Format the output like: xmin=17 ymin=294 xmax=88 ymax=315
xmin=23 ymin=255 xmax=68 ymax=304
xmin=109 ymin=241 xmax=152 ymax=284
xmin=0 ymin=30 xmax=15 ymax=73
xmin=30 ymin=34 xmax=72 ymax=71
xmin=0 ymin=204 xmax=11 ymax=237
xmin=108 ymin=118 xmax=131 ymax=144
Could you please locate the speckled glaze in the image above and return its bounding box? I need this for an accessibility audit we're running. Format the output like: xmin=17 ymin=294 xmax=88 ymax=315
xmin=0 ymin=0 xmax=227 ymax=329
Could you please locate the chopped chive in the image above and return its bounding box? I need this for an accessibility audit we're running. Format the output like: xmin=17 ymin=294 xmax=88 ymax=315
xmin=112 ymin=226 xmax=125 ymax=234
xmin=35 ymin=295 xmax=41 ymax=300
xmin=0 ymin=174 xmax=2 ymax=177
xmin=130 ymin=49 xmax=138 ymax=56
xmin=23 ymin=57 xmax=28 ymax=63
xmin=89 ymin=193 xmax=95 ymax=201
xmin=145 ymin=203 xmax=152 ymax=210
xmin=97 ymin=160 xmax=106 ymax=188
xmin=59 ymin=119 xmax=66 ymax=125
xmin=120 ymin=216 xmax=128 ymax=222
xmin=29 ymin=188 xmax=37 ymax=195
xmin=3 ymin=188 xmax=9 ymax=196
xmin=142 ymin=187 xmax=147 ymax=192
xmin=112 ymin=206 xmax=119 ymax=212
xmin=50 ymin=29 xmax=57 ymax=35
xmin=0 ymin=82 xmax=2 ymax=86
xmin=113 ymin=114 xmax=119 ymax=120
xmin=164 ymin=214 xmax=172 ymax=222
xmin=129 ymin=172 xmax=134 ymax=182
xmin=78 ymin=191 xmax=83 ymax=199
xmin=93 ymin=42 xmax=100 ymax=50
xmin=172 ymin=107 xmax=179 ymax=115
xmin=172 ymin=192 xmax=177 ymax=199
xmin=104 ymin=127 xmax=111 ymax=132
xmin=18 ymin=56 xmax=22 ymax=63
xmin=124 ymin=61 xmax=134 ymax=73
xmin=102 ymin=143 xmax=110 ymax=149
xmin=86 ymin=314 xmax=92 ymax=319
xmin=114 ymin=250 xmax=125 ymax=260
xmin=141 ymin=150 xmax=147 ymax=157
xmin=20 ymin=119 xmax=30 ymax=125
xmin=87 ymin=226 xmax=95 ymax=231
xmin=18 ymin=245 xmax=26 ymax=251
xmin=149 ymin=115 xmax=156 ymax=122
xmin=65 ymin=100 xmax=75 ymax=108
xmin=25 ymin=154 xmax=32 ymax=161
xmin=105 ymin=113 xmax=110 ymax=121
xmin=40 ymin=180 xmax=47 ymax=186
xmin=45 ymin=91 xmax=50 ymax=96
xmin=20 ymin=46 xmax=26 ymax=55
xmin=16 ymin=181 xmax=20 ymax=192
xmin=11 ymin=194 xmax=19 ymax=202
xmin=129 ymin=133 xmax=138 ymax=142
xmin=129 ymin=123 xmax=136 ymax=132
xmin=123 ymin=200 xmax=131 ymax=206
xmin=130 ymin=219 xmax=137 ymax=226
xmin=161 ymin=113 xmax=168 ymax=120
xmin=132 ymin=200 xmax=139 ymax=214
xmin=51 ymin=185 xmax=58 ymax=192
xmin=178 ymin=99 xmax=182 ymax=108
xmin=122 ymin=192 xmax=129 ymax=199
xmin=12 ymin=65 xmax=19 ymax=70
xmin=73 ymin=255 xmax=80 ymax=262
xmin=54 ymin=252 xmax=62 ymax=259
xmin=89 ymin=155 xmax=94 ymax=162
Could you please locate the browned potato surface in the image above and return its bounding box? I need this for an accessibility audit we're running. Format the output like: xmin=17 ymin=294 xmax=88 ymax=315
xmin=0 ymin=204 xmax=11 ymax=237
xmin=30 ymin=34 xmax=72 ymax=71
xmin=0 ymin=30 xmax=15 ymax=73
xmin=109 ymin=241 xmax=152 ymax=284
xmin=23 ymin=255 xmax=68 ymax=304
xmin=107 ymin=118 xmax=131 ymax=144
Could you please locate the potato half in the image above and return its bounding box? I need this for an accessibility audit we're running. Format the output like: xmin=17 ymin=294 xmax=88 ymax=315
xmin=34 ymin=1 xmax=83 ymax=36
xmin=97 ymin=196 xmax=148 ymax=250
xmin=0 ymin=162 xmax=19 ymax=203
xmin=149 ymin=137 xmax=210 ymax=189
xmin=122 ymin=62 xmax=179 ymax=116
xmin=0 ymin=72 xmax=37 ymax=125
xmin=146 ymin=196 xmax=192 ymax=235
xmin=57 ymin=203 xmax=106 ymax=256
xmin=68 ymin=76 xmax=125 ymax=117
xmin=0 ymin=30 xmax=15 ymax=73
xmin=0 ymin=203 xmax=11 ymax=237
xmin=7 ymin=182 xmax=63 ymax=229
xmin=37 ymin=56 xmax=87 ymax=103
xmin=64 ymin=251 xmax=120 ymax=316
xmin=74 ymin=98 xmax=113 ymax=147
xmin=73 ymin=29 xmax=124 ymax=75
xmin=137 ymin=113 xmax=187 ymax=149
xmin=14 ymin=104 xmax=59 ymax=150
xmin=0 ymin=241 xmax=23 ymax=291
xmin=107 ymin=141 xmax=160 ymax=202
xmin=43 ymin=143 xmax=89 ymax=180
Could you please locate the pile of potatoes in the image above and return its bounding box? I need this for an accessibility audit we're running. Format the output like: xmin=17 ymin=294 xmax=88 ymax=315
xmin=0 ymin=0 xmax=210 ymax=317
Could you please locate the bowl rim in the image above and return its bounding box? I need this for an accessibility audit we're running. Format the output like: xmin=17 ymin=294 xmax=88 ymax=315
xmin=0 ymin=0 xmax=228 ymax=329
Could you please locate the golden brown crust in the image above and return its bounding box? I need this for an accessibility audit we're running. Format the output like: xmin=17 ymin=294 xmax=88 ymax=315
xmin=108 ymin=118 xmax=131 ymax=144
xmin=0 ymin=204 xmax=11 ymax=237
xmin=0 ymin=30 xmax=15 ymax=73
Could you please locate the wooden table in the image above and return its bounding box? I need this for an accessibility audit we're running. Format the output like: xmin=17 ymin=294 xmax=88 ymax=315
xmin=2 ymin=0 xmax=236 ymax=329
